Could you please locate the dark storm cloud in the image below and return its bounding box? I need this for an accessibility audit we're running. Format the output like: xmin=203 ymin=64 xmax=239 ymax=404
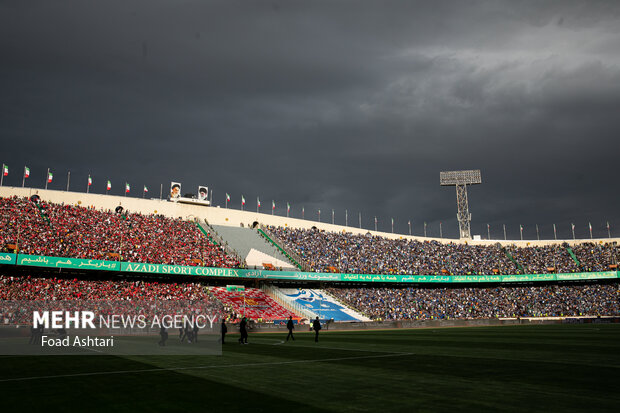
xmin=1 ymin=0 xmax=620 ymax=239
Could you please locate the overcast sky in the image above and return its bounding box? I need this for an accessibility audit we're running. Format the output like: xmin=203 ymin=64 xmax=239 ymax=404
xmin=1 ymin=0 xmax=619 ymax=240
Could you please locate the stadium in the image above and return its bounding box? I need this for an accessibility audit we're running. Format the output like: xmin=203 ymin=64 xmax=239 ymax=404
xmin=3 ymin=1 xmax=620 ymax=412
xmin=0 ymin=184 xmax=618 ymax=411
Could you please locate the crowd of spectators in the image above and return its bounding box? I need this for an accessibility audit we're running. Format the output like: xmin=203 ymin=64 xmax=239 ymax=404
xmin=328 ymin=284 xmax=620 ymax=320
xmin=0 ymin=196 xmax=240 ymax=268
xmin=0 ymin=275 xmax=225 ymax=325
xmin=269 ymin=226 xmax=619 ymax=275
xmin=0 ymin=275 xmax=213 ymax=301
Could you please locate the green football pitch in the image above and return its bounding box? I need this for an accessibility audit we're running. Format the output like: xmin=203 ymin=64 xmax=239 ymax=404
xmin=1 ymin=324 xmax=619 ymax=412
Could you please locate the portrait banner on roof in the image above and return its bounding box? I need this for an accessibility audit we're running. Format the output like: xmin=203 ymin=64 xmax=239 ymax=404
xmin=197 ymin=186 xmax=209 ymax=201
xmin=170 ymin=182 xmax=181 ymax=199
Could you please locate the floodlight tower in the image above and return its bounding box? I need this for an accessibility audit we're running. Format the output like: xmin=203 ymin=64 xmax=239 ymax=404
xmin=440 ymin=170 xmax=482 ymax=239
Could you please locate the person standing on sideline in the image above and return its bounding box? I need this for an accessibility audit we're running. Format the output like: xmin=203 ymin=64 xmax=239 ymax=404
xmin=159 ymin=326 xmax=168 ymax=346
xmin=286 ymin=316 xmax=295 ymax=341
xmin=312 ymin=317 xmax=322 ymax=343
xmin=239 ymin=317 xmax=248 ymax=344
xmin=221 ymin=319 xmax=228 ymax=344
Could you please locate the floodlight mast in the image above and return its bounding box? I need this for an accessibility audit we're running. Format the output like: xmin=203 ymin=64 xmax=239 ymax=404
xmin=440 ymin=170 xmax=482 ymax=239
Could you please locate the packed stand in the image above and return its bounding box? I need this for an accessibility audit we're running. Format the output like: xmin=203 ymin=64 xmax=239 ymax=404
xmin=209 ymin=287 xmax=297 ymax=322
xmin=0 ymin=275 xmax=223 ymax=325
xmin=0 ymin=196 xmax=240 ymax=267
xmin=269 ymin=226 xmax=619 ymax=275
xmin=328 ymin=284 xmax=620 ymax=320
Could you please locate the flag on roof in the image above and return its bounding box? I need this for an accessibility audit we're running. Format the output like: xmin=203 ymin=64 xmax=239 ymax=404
xmin=2 ymin=164 xmax=8 ymax=176
xmin=144 ymin=185 xmax=148 ymax=192
xmin=107 ymin=180 xmax=111 ymax=190
xmin=47 ymin=171 xmax=53 ymax=183
xmin=88 ymin=175 xmax=92 ymax=186
xmin=24 ymin=166 xmax=30 ymax=178
xmin=226 ymin=193 xmax=230 ymax=201
xmin=125 ymin=183 xmax=130 ymax=193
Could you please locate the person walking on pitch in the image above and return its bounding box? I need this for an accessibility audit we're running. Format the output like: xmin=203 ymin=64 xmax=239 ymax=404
xmin=313 ymin=316 xmax=322 ymax=343
xmin=286 ymin=316 xmax=295 ymax=341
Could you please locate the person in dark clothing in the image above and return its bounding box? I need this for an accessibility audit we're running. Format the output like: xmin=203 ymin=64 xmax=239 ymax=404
xmin=221 ymin=319 xmax=228 ymax=344
xmin=312 ymin=317 xmax=321 ymax=343
xmin=193 ymin=325 xmax=199 ymax=343
xmin=159 ymin=326 xmax=168 ymax=346
xmin=29 ymin=325 xmax=36 ymax=345
xmin=184 ymin=324 xmax=194 ymax=343
xmin=57 ymin=328 xmax=67 ymax=340
xmin=286 ymin=316 xmax=295 ymax=341
xmin=239 ymin=317 xmax=248 ymax=344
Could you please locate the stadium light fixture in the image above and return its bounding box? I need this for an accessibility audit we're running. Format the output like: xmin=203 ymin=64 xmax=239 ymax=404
xmin=440 ymin=169 xmax=482 ymax=239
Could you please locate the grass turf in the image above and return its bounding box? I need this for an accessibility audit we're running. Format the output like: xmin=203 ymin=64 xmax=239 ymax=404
xmin=1 ymin=324 xmax=619 ymax=412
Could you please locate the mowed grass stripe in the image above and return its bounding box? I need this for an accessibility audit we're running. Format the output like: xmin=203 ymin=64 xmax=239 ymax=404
xmin=1 ymin=325 xmax=618 ymax=412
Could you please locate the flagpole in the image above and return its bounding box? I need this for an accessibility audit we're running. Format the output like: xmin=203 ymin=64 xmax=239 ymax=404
xmin=22 ymin=167 xmax=26 ymax=188
xmin=424 ymin=222 xmax=427 ymax=237
xmin=571 ymin=223 xmax=575 ymax=240
xmin=503 ymin=224 xmax=507 ymax=241
xmin=553 ymin=224 xmax=557 ymax=240
xmin=607 ymin=221 xmax=611 ymax=238
xmin=66 ymin=171 xmax=70 ymax=192
xmin=487 ymin=224 xmax=490 ymax=240
xmin=374 ymin=216 xmax=377 ymax=231
xmin=0 ymin=164 xmax=4 ymax=186
xmin=345 ymin=210 xmax=348 ymax=226
xmin=225 ymin=197 xmax=228 ymax=209
xmin=45 ymin=168 xmax=49 ymax=190
xmin=439 ymin=222 xmax=442 ymax=238
xmin=332 ymin=209 xmax=334 ymax=225
xmin=159 ymin=183 xmax=163 ymax=200
xmin=409 ymin=220 xmax=412 ymax=236
xmin=536 ymin=224 xmax=540 ymax=241
xmin=86 ymin=175 xmax=90 ymax=194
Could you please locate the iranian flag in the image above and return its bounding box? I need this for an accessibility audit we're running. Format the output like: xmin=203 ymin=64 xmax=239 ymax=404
xmin=125 ymin=183 xmax=130 ymax=193
xmin=144 ymin=185 xmax=148 ymax=192
xmin=107 ymin=180 xmax=111 ymax=190
xmin=47 ymin=171 xmax=53 ymax=183
xmin=287 ymin=202 xmax=290 ymax=212
xmin=272 ymin=200 xmax=275 ymax=210
xmin=2 ymin=164 xmax=8 ymax=176
xmin=226 ymin=193 xmax=230 ymax=201
xmin=24 ymin=166 xmax=30 ymax=178
xmin=241 ymin=195 xmax=245 ymax=205
xmin=88 ymin=175 xmax=92 ymax=186
xmin=257 ymin=197 xmax=261 ymax=208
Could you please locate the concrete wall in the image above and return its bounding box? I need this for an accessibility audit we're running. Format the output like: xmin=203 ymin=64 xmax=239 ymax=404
xmin=1 ymin=186 xmax=618 ymax=248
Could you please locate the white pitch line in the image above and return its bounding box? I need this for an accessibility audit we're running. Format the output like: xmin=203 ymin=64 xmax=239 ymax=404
xmin=0 ymin=352 xmax=413 ymax=383
xmin=252 ymin=337 xmax=406 ymax=354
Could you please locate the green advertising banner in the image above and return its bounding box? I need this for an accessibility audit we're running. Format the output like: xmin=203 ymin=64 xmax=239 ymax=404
xmin=17 ymin=255 xmax=120 ymax=271
xmin=0 ymin=253 xmax=16 ymax=265
xmin=5 ymin=253 xmax=619 ymax=284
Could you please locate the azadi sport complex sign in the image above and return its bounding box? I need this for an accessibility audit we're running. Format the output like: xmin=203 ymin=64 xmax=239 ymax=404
xmin=1 ymin=253 xmax=618 ymax=284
